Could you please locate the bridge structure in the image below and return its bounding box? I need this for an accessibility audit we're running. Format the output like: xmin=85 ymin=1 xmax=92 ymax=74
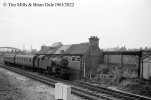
xmin=0 ymin=47 xmax=25 ymax=60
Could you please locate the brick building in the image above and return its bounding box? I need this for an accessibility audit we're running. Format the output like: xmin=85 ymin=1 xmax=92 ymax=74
xmin=37 ymin=36 xmax=102 ymax=79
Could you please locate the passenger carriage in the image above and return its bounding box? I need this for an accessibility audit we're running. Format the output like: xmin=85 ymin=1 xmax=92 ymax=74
xmin=15 ymin=55 xmax=34 ymax=67
xmin=3 ymin=54 xmax=16 ymax=64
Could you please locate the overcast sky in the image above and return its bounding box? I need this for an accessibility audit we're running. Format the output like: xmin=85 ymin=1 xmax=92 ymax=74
xmin=0 ymin=0 xmax=151 ymax=50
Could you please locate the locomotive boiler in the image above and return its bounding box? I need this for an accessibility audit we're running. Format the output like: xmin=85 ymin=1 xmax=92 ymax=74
xmin=48 ymin=57 xmax=70 ymax=79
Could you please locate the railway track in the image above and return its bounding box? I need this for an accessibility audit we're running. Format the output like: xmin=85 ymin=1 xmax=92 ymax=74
xmin=0 ymin=64 xmax=109 ymax=100
xmin=0 ymin=63 xmax=151 ymax=100
xmin=73 ymin=81 xmax=151 ymax=100
xmin=50 ymin=75 xmax=151 ymax=100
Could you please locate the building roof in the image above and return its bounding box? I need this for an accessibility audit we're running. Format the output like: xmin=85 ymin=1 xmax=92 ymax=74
xmin=51 ymin=42 xmax=63 ymax=47
xmin=37 ymin=46 xmax=50 ymax=54
xmin=103 ymin=51 xmax=142 ymax=55
xmin=64 ymin=42 xmax=89 ymax=54
xmin=46 ymin=49 xmax=56 ymax=54
xmin=37 ymin=42 xmax=63 ymax=54
xmin=37 ymin=42 xmax=90 ymax=55
xmin=53 ymin=45 xmax=72 ymax=54
xmin=141 ymin=52 xmax=151 ymax=60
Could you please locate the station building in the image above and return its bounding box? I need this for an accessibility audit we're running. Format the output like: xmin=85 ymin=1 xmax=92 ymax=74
xmin=37 ymin=36 xmax=151 ymax=80
xmin=37 ymin=36 xmax=102 ymax=79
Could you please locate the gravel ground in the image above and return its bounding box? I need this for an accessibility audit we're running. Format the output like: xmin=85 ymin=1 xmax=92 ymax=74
xmin=0 ymin=67 xmax=83 ymax=100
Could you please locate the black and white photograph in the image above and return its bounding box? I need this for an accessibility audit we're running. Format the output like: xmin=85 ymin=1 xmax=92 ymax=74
xmin=0 ymin=0 xmax=151 ymax=100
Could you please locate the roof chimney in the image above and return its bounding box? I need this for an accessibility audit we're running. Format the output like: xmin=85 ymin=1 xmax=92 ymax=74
xmin=89 ymin=36 xmax=99 ymax=47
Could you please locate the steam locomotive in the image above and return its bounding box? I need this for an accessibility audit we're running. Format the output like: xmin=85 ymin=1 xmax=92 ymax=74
xmin=3 ymin=54 xmax=71 ymax=79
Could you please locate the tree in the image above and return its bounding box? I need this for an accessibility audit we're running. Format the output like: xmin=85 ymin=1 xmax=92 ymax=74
xmin=119 ymin=46 xmax=127 ymax=51
xmin=139 ymin=47 xmax=143 ymax=50
xmin=144 ymin=47 xmax=148 ymax=50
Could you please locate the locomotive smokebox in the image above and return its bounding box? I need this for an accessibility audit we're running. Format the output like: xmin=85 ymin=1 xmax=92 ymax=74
xmin=59 ymin=58 xmax=69 ymax=68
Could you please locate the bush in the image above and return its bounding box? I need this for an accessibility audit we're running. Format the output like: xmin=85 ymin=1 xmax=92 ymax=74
xmin=100 ymin=68 xmax=110 ymax=74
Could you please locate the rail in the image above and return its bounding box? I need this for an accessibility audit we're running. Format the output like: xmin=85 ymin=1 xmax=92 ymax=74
xmin=1 ymin=63 xmax=151 ymax=100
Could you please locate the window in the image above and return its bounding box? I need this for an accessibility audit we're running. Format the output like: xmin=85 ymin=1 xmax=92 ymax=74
xmin=76 ymin=56 xmax=81 ymax=62
xmin=64 ymin=56 xmax=68 ymax=60
xmin=68 ymin=57 xmax=71 ymax=61
xmin=71 ymin=56 xmax=75 ymax=61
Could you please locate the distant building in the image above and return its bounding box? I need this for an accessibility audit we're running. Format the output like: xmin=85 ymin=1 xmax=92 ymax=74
xmin=22 ymin=49 xmax=37 ymax=55
xmin=31 ymin=49 xmax=37 ymax=55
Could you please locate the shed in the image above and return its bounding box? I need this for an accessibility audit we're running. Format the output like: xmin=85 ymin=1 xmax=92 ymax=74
xmin=141 ymin=53 xmax=151 ymax=79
